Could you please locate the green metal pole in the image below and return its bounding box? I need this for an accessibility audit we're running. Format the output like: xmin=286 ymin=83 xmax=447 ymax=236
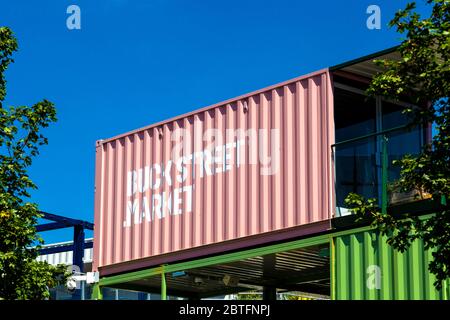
xmin=330 ymin=237 xmax=336 ymax=300
xmin=381 ymin=135 xmax=388 ymax=214
xmin=91 ymin=283 xmax=103 ymax=300
xmin=161 ymin=265 xmax=167 ymax=300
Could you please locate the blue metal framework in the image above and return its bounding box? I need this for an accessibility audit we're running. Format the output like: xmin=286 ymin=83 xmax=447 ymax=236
xmin=37 ymin=211 xmax=94 ymax=300
xmin=37 ymin=211 xmax=94 ymax=273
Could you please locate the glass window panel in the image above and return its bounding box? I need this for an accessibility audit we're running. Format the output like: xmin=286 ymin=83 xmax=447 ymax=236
xmin=102 ymin=287 xmax=117 ymax=300
xmin=117 ymin=289 xmax=139 ymax=300
xmin=50 ymin=284 xmax=79 ymax=300
xmin=383 ymin=100 xmax=422 ymax=182
xmin=84 ymin=284 xmax=92 ymax=300
xmin=334 ymin=88 xmax=425 ymax=215
xmin=382 ymin=101 xmax=412 ymax=129
xmin=334 ymin=136 xmax=378 ymax=212
xmin=334 ymin=88 xmax=376 ymax=142
xmin=386 ymin=126 xmax=423 ymax=182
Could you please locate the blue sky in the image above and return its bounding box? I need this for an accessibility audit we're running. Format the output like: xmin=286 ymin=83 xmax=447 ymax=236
xmin=0 ymin=0 xmax=428 ymax=243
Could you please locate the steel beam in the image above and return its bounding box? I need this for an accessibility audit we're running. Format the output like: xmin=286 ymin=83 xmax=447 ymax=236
xmin=36 ymin=222 xmax=70 ymax=232
xmin=71 ymin=225 xmax=85 ymax=300
xmin=263 ymin=287 xmax=277 ymax=300
xmin=73 ymin=225 xmax=85 ymax=272
xmin=39 ymin=211 xmax=94 ymax=230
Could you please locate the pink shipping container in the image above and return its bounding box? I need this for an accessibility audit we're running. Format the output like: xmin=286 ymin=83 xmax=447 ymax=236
xmin=93 ymin=69 xmax=334 ymax=276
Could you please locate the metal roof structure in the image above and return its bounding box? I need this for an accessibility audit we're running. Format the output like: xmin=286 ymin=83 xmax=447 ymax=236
xmin=96 ymin=233 xmax=332 ymax=300
xmin=110 ymin=244 xmax=330 ymax=299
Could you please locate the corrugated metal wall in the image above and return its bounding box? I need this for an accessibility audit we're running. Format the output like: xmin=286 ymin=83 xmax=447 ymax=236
xmin=334 ymin=229 xmax=450 ymax=300
xmin=93 ymin=69 xmax=334 ymax=271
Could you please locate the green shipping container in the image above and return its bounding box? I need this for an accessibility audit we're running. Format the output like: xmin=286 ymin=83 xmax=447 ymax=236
xmin=333 ymin=228 xmax=450 ymax=300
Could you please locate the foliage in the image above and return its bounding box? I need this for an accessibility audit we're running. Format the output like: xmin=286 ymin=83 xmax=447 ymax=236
xmin=235 ymin=292 xmax=262 ymax=300
xmin=0 ymin=26 xmax=68 ymax=300
xmin=284 ymin=294 xmax=314 ymax=301
xmin=0 ymin=27 xmax=17 ymax=106
xmin=345 ymin=0 xmax=450 ymax=288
